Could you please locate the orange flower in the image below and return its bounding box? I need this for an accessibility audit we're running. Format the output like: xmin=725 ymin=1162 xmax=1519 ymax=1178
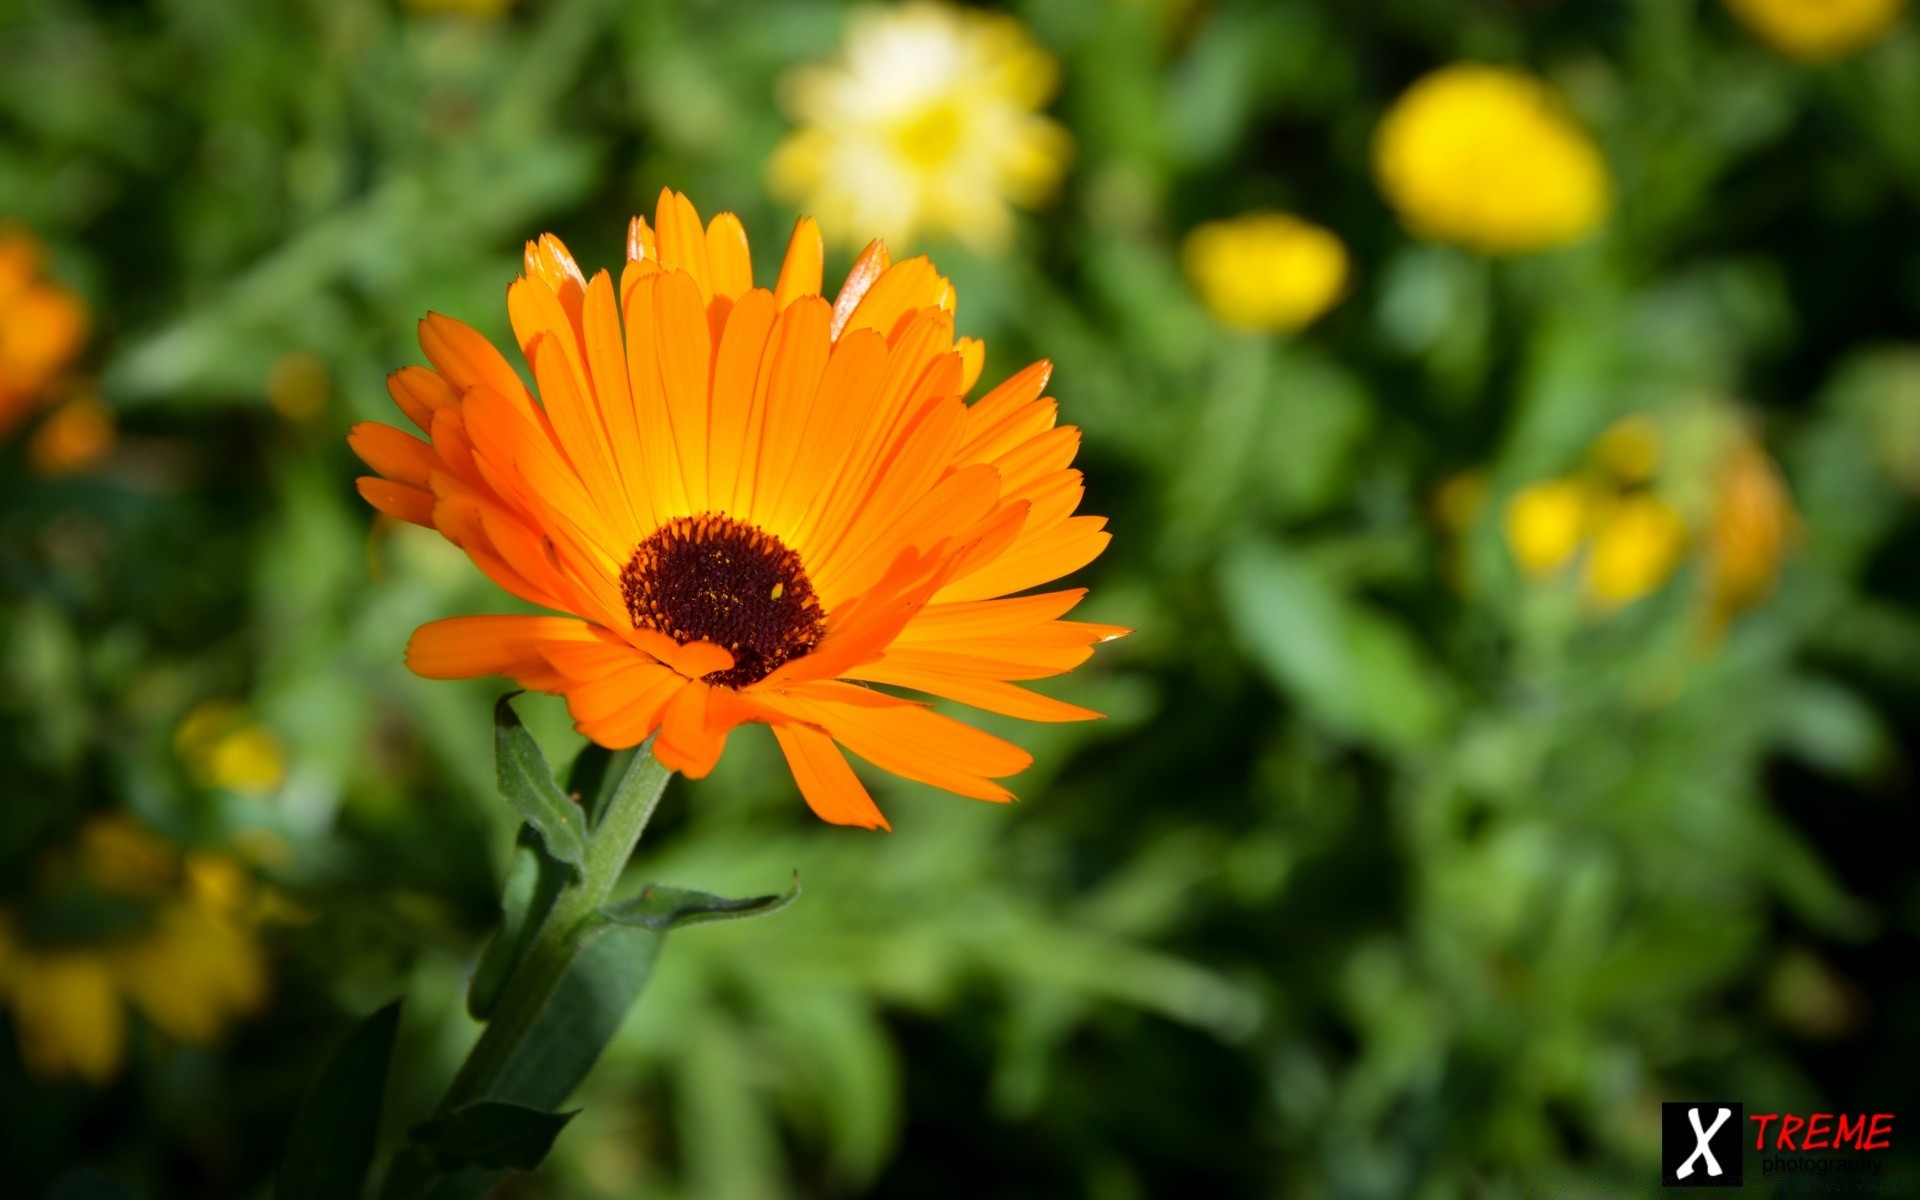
xmin=352 ymin=190 xmax=1122 ymax=829
xmin=0 ymin=231 xmax=88 ymax=436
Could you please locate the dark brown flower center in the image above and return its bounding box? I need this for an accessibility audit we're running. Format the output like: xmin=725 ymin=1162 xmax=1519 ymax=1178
xmin=620 ymin=513 xmax=825 ymax=688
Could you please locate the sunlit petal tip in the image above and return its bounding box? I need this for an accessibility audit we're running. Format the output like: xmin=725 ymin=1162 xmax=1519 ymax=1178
xmin=626 ymin=216 xmax=656 ymax=263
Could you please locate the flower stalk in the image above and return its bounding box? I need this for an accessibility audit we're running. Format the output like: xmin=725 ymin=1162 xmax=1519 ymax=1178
xmin=438 ymin=742 xmax=674 ymax=1110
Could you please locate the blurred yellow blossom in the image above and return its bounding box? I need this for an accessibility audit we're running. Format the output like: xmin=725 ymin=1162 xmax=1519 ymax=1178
xmin=1725 ymin=0 xmax=1908 ymax=62
xmin=176 ymin=700 xmax=288 ymax=796
xmin=1584 ymin=493 xmax=1690 ymax=609
xmin=1590 ymin=414 xmax=1663 ymax=484
xmin=1183 ymin=212 xmax=1349 ymax=333
xmin=769 ymin=1 xmax=1070 ymax=251
xmin=266 ymin=350 xmax=331 ymax=422
xmin=1503 ymin=478 xmax=1592 ymax=576
xmin=0 ymin=230 xmax=87 ymax=437
xmin=1497 ymin=411 xmax=1795 ymax=624
xmin=1374 ymin=64 xmax=1610 ymax=255
xmin=28 ymin=396 xmax=115 ymax=475
xmin=0 ymin=815 xmax=269 ymax=1083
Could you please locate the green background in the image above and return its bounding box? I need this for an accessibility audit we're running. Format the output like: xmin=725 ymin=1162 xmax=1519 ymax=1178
xmin=3 ymin=0 xmax=1918 ymax=1196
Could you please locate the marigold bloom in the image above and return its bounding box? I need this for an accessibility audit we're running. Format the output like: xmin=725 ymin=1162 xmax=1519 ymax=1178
xmin=352 ymin=190 xmax=1121 ymax=829
xmin=176 ymin=699 xmax=288 ymax=796
xmin=1503 ymin=478 xmax=1591 ymax=576
xmin=28 ymin=396 xmax=115 ymax=475
xmin=1374 ymin=65 xmax=1609 ymax=255
xmin=0 ymin=231 xmax=87 ymax=436
xmin=0 ymin=815 xmax=269 ymax=1082
xmin=1725 ymin=0 xmax=1907 ymax=62
xmin=1584 ymin=493 xmax=1689 ymax=609
xmin=1183 ymin=213 xmax=1349 ymax=334
xmin=769 ymin=2 xmax=1070 ymax=252
xmin=1705 ymin=430 xmax=1795 ymax=626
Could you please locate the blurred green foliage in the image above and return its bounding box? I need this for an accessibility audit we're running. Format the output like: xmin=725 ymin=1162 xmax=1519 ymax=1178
xmin=3 ymin=0 xmax=1920 ymax=1197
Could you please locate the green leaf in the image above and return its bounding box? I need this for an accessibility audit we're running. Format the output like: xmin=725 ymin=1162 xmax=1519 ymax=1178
xmin=408 ymin=1102 xmax=577 ymax=1173
xmin=468 ymin=741 xmax=645 ymax=1020
xmin=480 ymin=922 xmax=667 ymax=1109
xmin=275 ymin=1000 xmax=401 ymax=1200
xmin=493 ymin=695 xmax=588 ymax=870
xmin=596 ymin=874 xmax=801 ymax=932
xmin=1219 ymin=538 xmax=1450 ymax=754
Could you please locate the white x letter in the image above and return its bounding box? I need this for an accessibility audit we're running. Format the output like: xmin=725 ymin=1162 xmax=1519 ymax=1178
xmin=1678 ymin=1106 xmax=1731 ymax=1179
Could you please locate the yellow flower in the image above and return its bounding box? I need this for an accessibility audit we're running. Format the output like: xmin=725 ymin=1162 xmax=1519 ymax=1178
xmin=1724 ymin=0 xmax=1907 ymax=62
xmin=0 ymin=230 xmax=87 ymax=437
xmin=1503 ymin=477 xmax=1591 ymax=576
xmin=175 ymin=700 xmax=288 ymax=796
xmin=1182 ymin=212 xmax=1349 ymax=333
xmin=1585 ymin=493 xmax=1689 ymax=609
xmin=769 ymin=2 xmax=1070 ymax=251
xmin=1705 ymin=430 xmax=1795 ymax=626
xmin=0 ymin=816 xmax=269 ymax=1083
xmin=1590 ymin=414 xmax=1663 ymax=485
xmin=1374 ymin=65 xmax=1610 ymax=255
xmin=28 ymin=396 xmax=115 ymax=476
xmin=266 ymin=350 xmax=331 ymax=422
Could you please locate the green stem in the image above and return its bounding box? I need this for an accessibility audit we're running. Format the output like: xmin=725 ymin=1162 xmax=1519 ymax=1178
xmin=438 ymin=745 xmax=674 ymax=1110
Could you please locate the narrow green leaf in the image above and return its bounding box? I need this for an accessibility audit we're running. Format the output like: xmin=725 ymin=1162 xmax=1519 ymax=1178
xmin=469 ymin=740 xmax=641 ymax=1019
xmin=409 ymin=1102 xmax=577 ymax=1173
xmin=275 ymin=1000 xmax=401 ymax=1200
xmin=493 ymin=695 xmax=587 ymax=869
xmin=596 ymin=874 xmax=801 ymax=932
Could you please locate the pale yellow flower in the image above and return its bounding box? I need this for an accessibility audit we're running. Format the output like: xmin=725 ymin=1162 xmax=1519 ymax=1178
xmin=28 ymin=396 xmax=114 ymax=476
xmin=1183 ymin=212 xmax=1349 ymax=333
xmin=176 ymin=700 xmax=288 ymax=796
xmin=1585 ymin=493 xmax=1690 ymax=609
xmin=1374 ymin=65 xmax=1609 ymax=255
xmin=769 ymin=2 xmax=1070 ymax=251
xmin=1725 ymin=0 xmax=1907 ymax=62
xmin=0 ymin=816 xmax=270 ymax=1083
xmin=1503 ymin=478 xmax=1591 ymax=576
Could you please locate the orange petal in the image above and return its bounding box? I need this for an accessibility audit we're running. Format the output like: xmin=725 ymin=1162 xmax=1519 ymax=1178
xmin=406 ymin=615 xmax=598 ymax=689
xmin=773 ymin=217 xmax=824 ymax=309
xmin=387 ymin=366 xmax=457 ymax=432
xmin=829 ymin=239 xmax=891 ymax=341
xmin=654 ymin=188 xmax=713 ymax=304
xmin=654 ymin=681 xmax=728 ymax=777
xmin=705 ymin=212 xmax=754 ymax=300
xmin=349 ymin=422 xmax=437 ymax=488
xmin=771 ymin=723 xmax=889 ymax=829
xmin=357 ymin=477 xmax=435 ymax=527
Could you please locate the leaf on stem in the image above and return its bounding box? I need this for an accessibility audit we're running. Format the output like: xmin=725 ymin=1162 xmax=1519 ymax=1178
xmin=493 ymin=694 xmax=588 ymax=870
xmin=595 ymin=874 xmax=801 ymax=932
xmin=408 ymin=1101 xmax=577 ymax=1173
xmin=274 ymin=1000 xmax=402 ymax=1200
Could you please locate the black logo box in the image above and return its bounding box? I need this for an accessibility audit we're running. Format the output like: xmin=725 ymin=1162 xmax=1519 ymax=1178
xmin=1662 ymin=1102 xmax=1745 ymax=1188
